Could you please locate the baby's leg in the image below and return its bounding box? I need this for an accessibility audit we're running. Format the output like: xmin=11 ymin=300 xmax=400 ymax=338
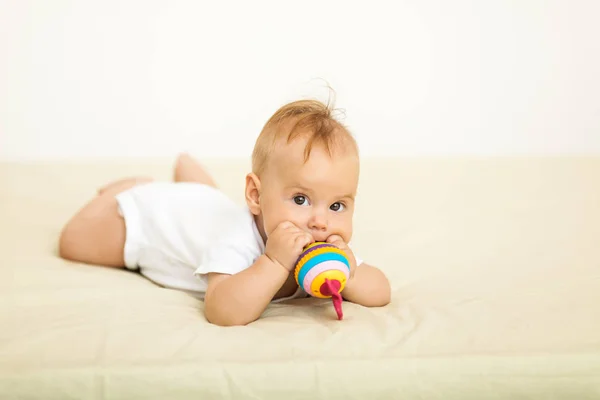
xmin=97 ymin=176 xmax=153 ymax=195
xmin=58 ymin=180 xmax=141 ymax=267
xmin=174 ymin=153 xmax=217 ymax=188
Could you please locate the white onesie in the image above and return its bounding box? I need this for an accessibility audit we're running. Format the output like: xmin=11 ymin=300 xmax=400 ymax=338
xmin=115 ymin=181 xmax=361 ymax=302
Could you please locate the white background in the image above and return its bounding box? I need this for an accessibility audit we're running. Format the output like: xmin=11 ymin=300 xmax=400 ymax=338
xmin=1 ymin=0 xmax=599 ymax=161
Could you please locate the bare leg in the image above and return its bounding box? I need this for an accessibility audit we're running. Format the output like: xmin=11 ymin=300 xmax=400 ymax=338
xmin=58 ymin=180 xmax=142 ymax=267
xmin=97 ymin=176 xmax=153 ymax=195
xmin=174 ymin=153 xmax=217 ymax=187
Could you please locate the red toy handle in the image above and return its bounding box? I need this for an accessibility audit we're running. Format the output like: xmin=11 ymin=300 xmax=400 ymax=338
xmin=321 ymin=279 xmax=344 ymax=320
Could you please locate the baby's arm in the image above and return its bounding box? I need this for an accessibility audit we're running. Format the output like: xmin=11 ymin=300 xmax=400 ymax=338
xmin=203 ymin=255 xmax=288 ymax=326
xmin=342 ymin=263 xmax=391 ymax=307
xmin=324 ymin=236 xmax=391 ymax=307
xmin=204 ymin=221 xmax=314 ymax=326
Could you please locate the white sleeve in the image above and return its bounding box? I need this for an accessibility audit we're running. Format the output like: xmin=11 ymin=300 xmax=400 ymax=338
xmin=194 ymin=242 xmax=261 ymax=277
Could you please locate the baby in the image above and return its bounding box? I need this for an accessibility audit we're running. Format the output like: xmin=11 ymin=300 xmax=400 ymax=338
xmin=58 ymin=99 xmax=391 ymax=326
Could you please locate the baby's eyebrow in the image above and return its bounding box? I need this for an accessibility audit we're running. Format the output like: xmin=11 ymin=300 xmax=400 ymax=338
xmin=288 ymin=185 xmax=313 ymax=193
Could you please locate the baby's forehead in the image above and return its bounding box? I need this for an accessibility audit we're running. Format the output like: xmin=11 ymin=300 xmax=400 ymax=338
xmin=267 ymin=146 xmax=359 ymax=193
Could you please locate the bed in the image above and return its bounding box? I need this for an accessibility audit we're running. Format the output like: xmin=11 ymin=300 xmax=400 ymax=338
xmin=1 ymin=157 xmax=599 ymax=399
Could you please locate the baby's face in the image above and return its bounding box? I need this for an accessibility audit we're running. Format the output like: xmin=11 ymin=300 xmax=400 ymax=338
xmin=256 ymin=138 xmax=359 ymax=244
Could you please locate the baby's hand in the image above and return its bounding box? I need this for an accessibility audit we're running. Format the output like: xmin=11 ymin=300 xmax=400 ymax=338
xmin=265 ymin=221 xmax=315 ymax=271
xmin=326 ymin=235 xmax=358 ymax=280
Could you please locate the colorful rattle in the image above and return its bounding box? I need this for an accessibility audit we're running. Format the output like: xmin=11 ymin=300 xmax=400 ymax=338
xmin=294 ymin=242 xmax=350 ymax=320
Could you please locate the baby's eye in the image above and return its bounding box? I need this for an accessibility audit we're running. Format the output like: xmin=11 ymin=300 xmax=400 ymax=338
xmin=293 ymin=195 xmax=309 ymax=206
xmin=330 ymin=202 xmax=345 ymax=212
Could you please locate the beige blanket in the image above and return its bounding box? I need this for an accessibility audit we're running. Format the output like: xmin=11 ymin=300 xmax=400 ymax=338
xmin=1 ymin=157 xmax=599 ymax=399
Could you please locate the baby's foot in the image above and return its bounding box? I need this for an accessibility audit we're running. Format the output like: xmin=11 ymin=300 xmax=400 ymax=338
xmin=173 ymin=153 xmax=217 ymax=187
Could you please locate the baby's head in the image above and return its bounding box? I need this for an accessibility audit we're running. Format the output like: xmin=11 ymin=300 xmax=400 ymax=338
xmin=245 ymin=99 xmax=360 ymax=244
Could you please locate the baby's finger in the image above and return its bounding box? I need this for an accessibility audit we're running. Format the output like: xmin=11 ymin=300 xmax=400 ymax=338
xmin=277 ymin=221 xmax=295 ymax=230
xmin=295 ymin=233 xmax=313 ymax=249
xmin=306 ymin=232 xmax=315 ymax=245
xmin=326 ymin=234 xmax=345 ymax=247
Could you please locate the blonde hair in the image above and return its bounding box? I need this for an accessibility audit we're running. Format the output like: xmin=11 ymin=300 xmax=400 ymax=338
xmin=251 ymin=99 xmax=358 ymax=175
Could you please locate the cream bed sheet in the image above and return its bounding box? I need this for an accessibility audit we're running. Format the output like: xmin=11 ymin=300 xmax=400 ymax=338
xmin=1 ymin=157 xmax=599 ymax=399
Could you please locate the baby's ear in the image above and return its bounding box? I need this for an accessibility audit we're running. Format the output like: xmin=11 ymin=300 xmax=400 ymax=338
xmin=244 ymin=173 xmax=261 ymax=215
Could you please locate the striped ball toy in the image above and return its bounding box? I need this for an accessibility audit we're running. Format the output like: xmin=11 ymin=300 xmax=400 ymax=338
xmin=294 ymin=241 xmax=350 ymax=320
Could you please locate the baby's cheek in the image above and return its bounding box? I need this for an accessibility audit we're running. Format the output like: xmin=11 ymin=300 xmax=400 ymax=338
xmin=262 ymin=207 xmax=282 ymax=233
xmin=266 ymin=221 xmax=279 ymax=237
xmin=342 ymin=221 xmax=353 ymax=243
xmin=266 ymin=217 xmax=289 ymax=237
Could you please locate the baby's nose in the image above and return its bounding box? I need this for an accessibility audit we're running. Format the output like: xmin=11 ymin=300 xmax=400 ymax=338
xmin=309 ymin=213 xmax=327 ymax=231
xmin=308 ymin=223 xmax=329 ymax=242
xmin=308 ymin=214 xmax=329 ymax=240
